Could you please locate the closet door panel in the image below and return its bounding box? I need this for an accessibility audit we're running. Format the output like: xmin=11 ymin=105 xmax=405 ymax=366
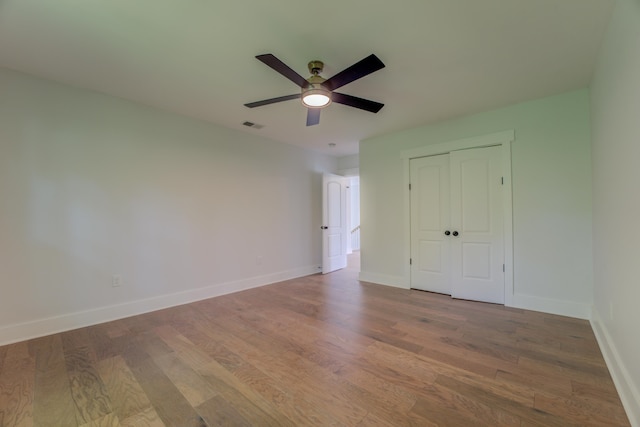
xmin=409 ymin=154 xmax=451 ymax=294
xmin=450 ymin=146 xmax=504 ymax=304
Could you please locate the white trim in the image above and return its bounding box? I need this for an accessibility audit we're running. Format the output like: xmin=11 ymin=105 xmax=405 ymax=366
xmin=358 ymin=271 xmax=409 ymax=289
xmin=403 ymin=155 xmax=412 ymax=294
xmin=337 ymin=167 xmax=359 ymax=177
xmin=401 ymin=130 xmax=515 ymax=306
xmin=501 ymin=141 xmax=514 ymax=307
xmin=0 ymin=265 xmax=318 ymax=346
xmin=511 ymin=293 xmax=592 ymax=320
xmin=400 ymin=130 xmax=515 ymax=160
xmin=591 ymin=309 xmax=640 ymax=427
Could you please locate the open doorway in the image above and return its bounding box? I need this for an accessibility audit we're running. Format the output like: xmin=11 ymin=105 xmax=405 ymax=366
xmin=321 ymin=173 xmax=360 ymax=274
xmin=346 ymin=176 xmax=360 ymax=271
xmin=328 ymin=153 xmax=360 ymax=274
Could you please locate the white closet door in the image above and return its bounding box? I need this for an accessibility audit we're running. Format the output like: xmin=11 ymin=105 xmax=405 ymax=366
xmin=450 ymin=146 xmax=504 ymax=304
xmin=410 ymin=154 xmax=451 ymax=294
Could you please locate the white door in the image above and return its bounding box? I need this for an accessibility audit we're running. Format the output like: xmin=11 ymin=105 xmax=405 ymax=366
xmin=322 ymin=173 xmax=347 ymax=274
xmin=409 ymin=146 xmax=504 ymax=304
xmin=410 ymin=155 xmax=451 ymax=294
xmin=450 ymin=146 xmax=504 ymax=303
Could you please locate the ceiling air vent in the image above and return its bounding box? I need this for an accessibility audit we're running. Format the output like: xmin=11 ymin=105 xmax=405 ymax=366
xmin=242 ymin=121 xmax=264 ymax=129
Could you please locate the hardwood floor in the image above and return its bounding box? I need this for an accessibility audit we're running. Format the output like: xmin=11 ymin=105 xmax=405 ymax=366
xmin=0 ymin=253 xmax=630 ymax=426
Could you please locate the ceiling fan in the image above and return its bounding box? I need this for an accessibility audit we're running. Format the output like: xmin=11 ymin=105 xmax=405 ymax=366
xmin=244 ymin=53 xmax=385 ymax=126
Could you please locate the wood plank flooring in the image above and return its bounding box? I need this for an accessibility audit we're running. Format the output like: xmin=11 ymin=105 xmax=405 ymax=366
xmin=0 ymin=253 xmax=630 ymax=426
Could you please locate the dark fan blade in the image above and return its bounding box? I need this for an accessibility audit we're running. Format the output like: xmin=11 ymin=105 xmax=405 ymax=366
xmin=332 ymin=92 xmax=384 ymax=113
xmin=244 ymin=94 xmax=300 ymax=108
xmin=321 ymin=54 xmax=385 ymax=91
xmin=256 ymin=54 xmax=309 ymax=88
xmin=306 ymin=108 xmax=321 ymax=126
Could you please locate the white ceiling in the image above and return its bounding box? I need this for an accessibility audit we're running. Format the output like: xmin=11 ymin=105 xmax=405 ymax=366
xmin=0 ymin=0 xmax=614 ymax=157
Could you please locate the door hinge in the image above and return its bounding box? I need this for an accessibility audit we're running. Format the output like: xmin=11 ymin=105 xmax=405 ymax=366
xmin=503 ymin=264 xmax=505 ymax=272
xmin=501 ymin=177 xmax=504 ymax=185
xmin=410 ymin=258 xmax=412 ymax=265
xmin=409 ymin=183 xmax=412 ymax=191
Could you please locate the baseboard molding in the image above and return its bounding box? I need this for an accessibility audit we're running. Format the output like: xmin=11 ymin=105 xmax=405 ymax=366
xmin=0 ymin=265 xmax=319 ymax=346
xmin=510 ymin=293 xmax=592 ymax=320
xmin=358 ymin=271 xmax=408 ymax=289
xmin=591 ymin=309 xmax=640 ymax=427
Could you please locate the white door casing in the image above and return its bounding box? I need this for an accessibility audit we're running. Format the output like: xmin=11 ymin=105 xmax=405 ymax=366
xmin=322 ymin=173 xmax=347 ymax=274
xmin=450 ymin=146 xmax=504 ymax=303
xmin=410 ymin=154 xmax=451 ymax=294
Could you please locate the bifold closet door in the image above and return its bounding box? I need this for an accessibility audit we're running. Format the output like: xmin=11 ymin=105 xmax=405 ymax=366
xmin=410 ymin=145 xmax=504 ymax=304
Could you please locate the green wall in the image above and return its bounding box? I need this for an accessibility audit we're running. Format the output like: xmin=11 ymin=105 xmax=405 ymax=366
xmin=0 ymin=68 xmax=336 ymax=344
xmin=590 ymin=0 xmax=640 ymax=422
xmin=360 ymin=89 xmax=593 ymax=317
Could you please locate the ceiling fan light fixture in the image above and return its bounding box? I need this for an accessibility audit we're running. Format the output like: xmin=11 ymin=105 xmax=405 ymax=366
xmin=245 ymin=53 xmax=385 ymax=125
xmin=302 ymin=85 xmax=331 ymax=108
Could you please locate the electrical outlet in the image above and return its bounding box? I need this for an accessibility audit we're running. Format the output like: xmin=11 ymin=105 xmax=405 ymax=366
xmin=112 ymin=275 xmax=122 ymax=287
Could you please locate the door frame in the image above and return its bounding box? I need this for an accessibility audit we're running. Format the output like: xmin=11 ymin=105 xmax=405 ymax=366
xmin=401 ymin=130 xmax=515 ymax=307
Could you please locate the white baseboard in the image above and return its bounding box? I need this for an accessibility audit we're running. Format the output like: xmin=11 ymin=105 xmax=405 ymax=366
xmin=591 ymin=309 xmax=640 ymax=427
xmin=510 ymin=293 xmax=592 ymax=320
xmin=358 ymin=271 xmax=409 ymax=289
xmin=0 ymin=265 xmax=319 ymax=346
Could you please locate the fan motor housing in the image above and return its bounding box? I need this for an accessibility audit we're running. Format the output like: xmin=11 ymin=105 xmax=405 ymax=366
xmin=308 ymin=60 xmax=324 ymax=75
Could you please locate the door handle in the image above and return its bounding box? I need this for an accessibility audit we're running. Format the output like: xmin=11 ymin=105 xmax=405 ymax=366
xmin=444 ymin=230 xmax=451 ymax=236
xmin=452 ymin=231 xmax=459 ymax=237
xmin=321 ymin=226 xmax=328 ymax=230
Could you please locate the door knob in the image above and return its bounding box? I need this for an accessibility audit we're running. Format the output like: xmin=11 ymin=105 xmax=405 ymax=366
xmin=452 ymin=231 xmax=459 ymax=236
xmin=444 ymin=230 xmax=451 ymax=236
xmin=321 ymin=226 xmax=328 ymax=230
